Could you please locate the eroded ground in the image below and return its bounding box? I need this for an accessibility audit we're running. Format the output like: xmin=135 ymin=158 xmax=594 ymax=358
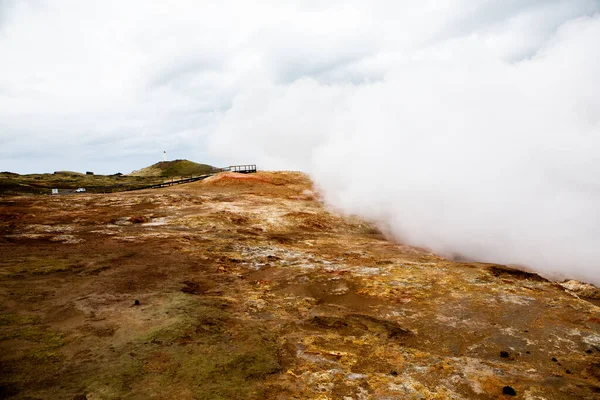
xmin=0 ymin=172 xmax=599 ymax=399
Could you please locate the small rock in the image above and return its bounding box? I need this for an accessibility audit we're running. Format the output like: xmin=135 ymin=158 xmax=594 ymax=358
xmin=551 ymin=357 xmax=558 ymax=362
xmin=73 ymin=395 xmax=87 ymax=400
xmin=586 ymin=349 xmax=593 ymax=354
xmin=500 ymin=351 xmax=510 ymax=358
xmin=134 ymin=299 xmax=140 ymax=306
xmin=128 ymin=216 xmax=150 ymax=224
xmin=502 ymin=386 xmax=517 ymax=396
xmin=565 ymin=369 xmax=571 ymax=374
xmin=390 ymin=370 xmax=398 ymax=376
xmin=559 ymin=280 xmax=600 ymax=298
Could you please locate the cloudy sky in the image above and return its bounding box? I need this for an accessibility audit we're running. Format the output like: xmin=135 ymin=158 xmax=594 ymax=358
xmin=1 ymin=0 xmax=597 ymax=174
xmin=2 ymin=1 xmax=600 ymax=283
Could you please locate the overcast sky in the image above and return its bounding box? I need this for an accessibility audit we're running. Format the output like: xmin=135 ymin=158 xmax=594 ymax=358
xmin=1 ymin=0 xmax=597 ymax=174
xmin=2 ymin=1 xmax=600 ymax=282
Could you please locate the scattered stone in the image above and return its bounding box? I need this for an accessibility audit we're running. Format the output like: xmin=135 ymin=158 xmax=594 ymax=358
xmin=566 ymin=369 xmax=572 ymax=374
xmin=586 ymin=349 xmax=593 ymax=354
xmin=500 ymin=351 xmax=510 ymax=358
xmin=128 ymin=216 xmax=150 ymax=224
xmin=488 ymin=265 xmax=547 ymax=282
xmin=559 ymin=280 xmax=600 ymax=299
xmin=113 ymin=217 xmax=132 ymax=226
xmin=526 ymin=351 xmax=531 ymax=354
xmin=50 ymin=234 xmax=84 ymax=244
xmin=73 ymin=395 xmax=87 ymax=400
xmin=502 ymin=386 xmax=517 ymax=396
xmin=552 ymin=357 xmax=558 ymax=362
xmin=181 ymin=280 xmax=206 ymax=295
xmin=390 ymin=370 xmax=398 ymax=376
xmin=134 ymin=299 xmax=140 ymax=306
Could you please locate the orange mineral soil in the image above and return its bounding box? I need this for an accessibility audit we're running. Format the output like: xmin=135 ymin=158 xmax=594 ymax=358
xmin=0 ymin=171 xmax=599 ymax=399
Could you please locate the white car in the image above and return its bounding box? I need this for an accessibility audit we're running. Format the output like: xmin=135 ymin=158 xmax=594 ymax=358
xmin=75 ymin=188 xmax=86 ymax=193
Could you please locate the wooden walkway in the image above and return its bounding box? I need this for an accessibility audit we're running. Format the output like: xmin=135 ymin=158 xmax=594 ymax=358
xmin=127 ymin=164 xmax=257 ymax=191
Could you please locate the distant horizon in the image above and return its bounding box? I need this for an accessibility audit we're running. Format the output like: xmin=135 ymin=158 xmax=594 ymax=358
xmin=1 ymin=153 xmax=229 ymax=176
xmin=1 ymin=157 xmax=266 ymax=176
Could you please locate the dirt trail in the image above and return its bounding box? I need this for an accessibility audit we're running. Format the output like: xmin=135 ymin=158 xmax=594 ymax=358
xmin=0 ymin=171 xmax=599 ymax=399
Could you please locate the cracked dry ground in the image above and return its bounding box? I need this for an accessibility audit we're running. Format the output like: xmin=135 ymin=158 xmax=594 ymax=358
xmin=0 ymin=172 xmax=599 ymax=400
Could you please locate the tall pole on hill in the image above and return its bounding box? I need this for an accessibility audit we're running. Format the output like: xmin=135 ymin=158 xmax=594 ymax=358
xmin=163 ymin=151 xmax=166 ymax=162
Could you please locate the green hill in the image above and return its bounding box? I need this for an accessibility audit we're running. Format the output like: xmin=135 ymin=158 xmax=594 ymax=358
xmin=129 ymin=159 xmax=215 ymax=177
xmin=0 ymin=159 xmax=217 ymax=195
xmin=0 ymin=171 xmax=160 ymax=195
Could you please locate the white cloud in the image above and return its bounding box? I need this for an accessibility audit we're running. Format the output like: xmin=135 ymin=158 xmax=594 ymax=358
xmin=209 ymin=3 xmax=600 ymax=284
xmin=1 ymin=1 xmax=599 ymax=283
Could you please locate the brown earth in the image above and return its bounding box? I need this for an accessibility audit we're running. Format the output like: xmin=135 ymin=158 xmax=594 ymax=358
xmin=0 ymin=171 xmax=599 ymax=399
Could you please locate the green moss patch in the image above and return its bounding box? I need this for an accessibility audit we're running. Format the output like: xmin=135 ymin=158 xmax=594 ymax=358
xmin=84 ymin=294 xmax=283 ymax=399
xmin=1 ymin=257 xmax=81 ymax=276
xmin=0 ymin=313 xmax=65 ymax=350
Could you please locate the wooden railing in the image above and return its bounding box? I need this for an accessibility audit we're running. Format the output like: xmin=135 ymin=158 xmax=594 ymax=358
xmin=126 ymin=165 xmax=257 ymax=191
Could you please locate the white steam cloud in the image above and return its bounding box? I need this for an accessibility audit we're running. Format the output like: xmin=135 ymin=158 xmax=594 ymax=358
xmin=1 ymin=1 xmax=599 ymax=283
xmin=211 ymin=13 xmax=600 ymax=285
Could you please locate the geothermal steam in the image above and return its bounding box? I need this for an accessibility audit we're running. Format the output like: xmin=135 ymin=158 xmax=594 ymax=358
xmin=210 ymin=14 xmax=600 ymax=285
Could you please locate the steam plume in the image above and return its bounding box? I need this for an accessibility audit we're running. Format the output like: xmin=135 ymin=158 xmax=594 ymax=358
xmin=210 ymin=14 xmax=600 ymax=285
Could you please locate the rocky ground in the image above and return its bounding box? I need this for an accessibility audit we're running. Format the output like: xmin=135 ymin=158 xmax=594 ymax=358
xmin=0 ymin=172 xmax=599 ymax=399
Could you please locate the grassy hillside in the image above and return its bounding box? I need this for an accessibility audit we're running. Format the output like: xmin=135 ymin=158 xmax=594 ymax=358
xmin=129 ymin=159 xmax=215 ymax=178
xmin=0 ymin=172 xmax=162 ymax=195
xmin=0 ymin=159 xmax=217 ymax=195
